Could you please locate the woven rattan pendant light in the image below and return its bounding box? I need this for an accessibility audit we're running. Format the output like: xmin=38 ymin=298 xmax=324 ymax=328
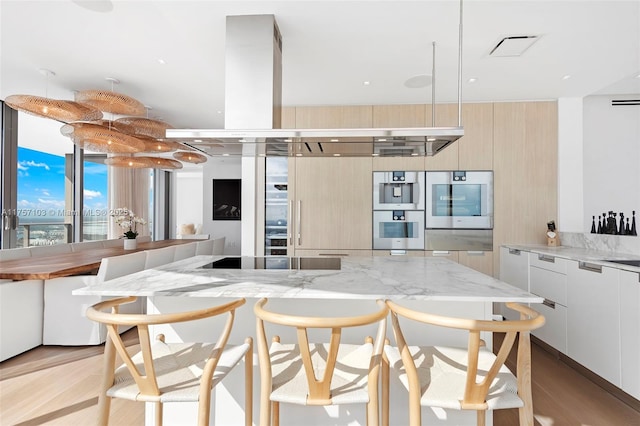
xmin=75 ymin=77 xmax=145 ymax=116
xmin=114 ymin=116 xmax=173 ymax=139
xmin=137 ymin=136 xmax=181 ymax=153
xmin=5 ymin=69 xmax=103 ymax=122
xmin=61 ymin=122 xmax=145 ymax=153
xmin=105 ymin=155 xmax=183 ymax=169
xmin=173 ymin=151 xmax=207 ymax=164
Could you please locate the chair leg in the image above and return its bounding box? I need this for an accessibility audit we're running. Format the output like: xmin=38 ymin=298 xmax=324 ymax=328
xmin=245 ymin=338 xmax=254 ymax=426
xmin=476 ymin=410 xmax=485 ymax=426
xmin=97 ymin=334 xmax=117 ymax=426
xmin=273 ymin=401 xmax=280 ymax=426
xmin=381 ymin=345 xmax=390 ymax=426
xmin=155 ymin=402 xmax=163 ymax=426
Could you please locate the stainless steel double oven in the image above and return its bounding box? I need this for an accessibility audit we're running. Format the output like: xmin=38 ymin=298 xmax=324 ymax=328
xmin=372 ymin=170 xmax=494 ymax=252
xmin=372 ymin=171 xmax=425 ymax=250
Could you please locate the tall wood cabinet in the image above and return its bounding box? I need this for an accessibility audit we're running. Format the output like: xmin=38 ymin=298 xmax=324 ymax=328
xmin=493 ymin=101 xmax=558 ymax=274
xmin=286 ymin=105 xmax=373 ymax=255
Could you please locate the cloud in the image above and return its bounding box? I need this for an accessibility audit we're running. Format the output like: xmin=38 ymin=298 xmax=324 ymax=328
xmin=18 ymin=160 xmax=50 ymax=171
xmin=41 ymin=190 xmax=50 ymax=196
xmin=84 ymin=189 xmax=102 ymax=199
xmin=37 ymin=198 xmax=65 ymax=208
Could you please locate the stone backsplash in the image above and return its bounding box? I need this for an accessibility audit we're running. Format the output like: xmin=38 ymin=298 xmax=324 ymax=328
xmin=559 ymin=232 xmax=640 ymax=255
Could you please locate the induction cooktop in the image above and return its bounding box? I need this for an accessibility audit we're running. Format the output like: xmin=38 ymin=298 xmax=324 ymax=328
xmin=201 ymin=256 xmax=341 ymax=270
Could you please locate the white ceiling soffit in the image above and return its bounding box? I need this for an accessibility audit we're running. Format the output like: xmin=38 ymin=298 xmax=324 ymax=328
xmin=490 ymin=35 xmax=540 ymax=57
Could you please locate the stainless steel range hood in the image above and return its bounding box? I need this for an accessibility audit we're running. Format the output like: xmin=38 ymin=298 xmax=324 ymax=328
xmin=167 ymin=13 xmax=464 ymax=157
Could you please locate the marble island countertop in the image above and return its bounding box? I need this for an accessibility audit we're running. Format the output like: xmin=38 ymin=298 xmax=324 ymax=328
xmin=503 ymin=244 xmax=640 ymax=272
xmin=73 ymin=255 xmax=542 ymax=303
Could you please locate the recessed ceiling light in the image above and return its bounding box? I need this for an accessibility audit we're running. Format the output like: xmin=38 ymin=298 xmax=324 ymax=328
xmin=468 ymin=77 xmax=477 ymax=83
xmin=562 ymin=74 xmax=571 ymax=80
xmin=157 ymin=59 xmax=166 ymax=65
xmin=635 ymin=73 xmax=640 ymax=79
xmin=363 ymin=81 xmax=371 ymax=86
xmin=217 ymin=110 xmax=223 ymax=114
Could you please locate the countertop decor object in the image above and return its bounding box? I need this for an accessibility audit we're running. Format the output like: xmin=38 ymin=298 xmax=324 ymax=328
xmin=111 ymin=207 xmax=146 ymax=245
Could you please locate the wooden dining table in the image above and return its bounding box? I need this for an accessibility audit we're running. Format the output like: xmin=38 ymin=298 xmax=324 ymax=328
xmin=0 ymin=239 xmax=199 ymax=281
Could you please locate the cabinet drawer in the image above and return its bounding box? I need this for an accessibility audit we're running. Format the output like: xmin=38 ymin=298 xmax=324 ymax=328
xmin=530 ymin=266 xmax=567 ymax=306
xmin=532 ymin=301 xmax=567 ymax=354
xmin=500 ymin=247 xmax=529 ymax=292
xmin=529 ymin=252 xmax=568 ymax=274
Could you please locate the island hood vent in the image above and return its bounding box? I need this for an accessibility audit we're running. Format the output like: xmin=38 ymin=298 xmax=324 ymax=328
xmin=167 ymin=12 xmax=465 ymax=157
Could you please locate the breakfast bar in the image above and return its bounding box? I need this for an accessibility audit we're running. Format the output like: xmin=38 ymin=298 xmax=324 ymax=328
xmin=74 ymin=255 xmax=542 ymax=426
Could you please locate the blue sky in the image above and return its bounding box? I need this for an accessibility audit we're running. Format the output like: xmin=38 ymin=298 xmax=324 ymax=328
xmin=17 ymin=147 xmax=107 ymax=221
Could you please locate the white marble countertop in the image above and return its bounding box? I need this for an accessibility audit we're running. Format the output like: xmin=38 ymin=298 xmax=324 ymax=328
xmin=502 ymin=244 xmax=640 ymax=273
xmin=73 ymin=255 xmax=542 ymax=303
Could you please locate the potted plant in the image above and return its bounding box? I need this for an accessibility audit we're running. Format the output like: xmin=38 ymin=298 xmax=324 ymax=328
xmin=111 ymin=207 xmax=146 ymax=249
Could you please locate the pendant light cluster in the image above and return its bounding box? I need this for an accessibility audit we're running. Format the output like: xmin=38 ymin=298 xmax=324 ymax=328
xmin=5 ymin=72 xmax=206 ymax=169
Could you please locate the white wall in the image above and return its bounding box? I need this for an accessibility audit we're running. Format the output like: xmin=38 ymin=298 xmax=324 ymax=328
xmin=174 ymin=171 xmax=203 ymax=234
xmin=202 ymin=157 xmax=242 ymax=255
xmin=582 ymin=95 xmax=640 ymax=233
xmin=557 ymin=98 xmax=585 ymax=232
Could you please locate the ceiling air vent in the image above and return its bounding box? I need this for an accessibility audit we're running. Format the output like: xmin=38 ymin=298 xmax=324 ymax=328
xmin=490 ymin=35 xmax=539 ymax=57
xmin=611 ymin=99 xmax=640 ymax=106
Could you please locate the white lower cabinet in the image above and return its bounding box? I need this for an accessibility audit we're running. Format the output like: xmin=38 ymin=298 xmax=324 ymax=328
xmin=567 ymin=261 xmax=621 ymax=387
xmin=620 ymin=270 xmax=640 ymax=399
xmin=529 ymin=253 xmax=568 ymax=353
xmin=499 ymin=247 xmax=529 ymax=320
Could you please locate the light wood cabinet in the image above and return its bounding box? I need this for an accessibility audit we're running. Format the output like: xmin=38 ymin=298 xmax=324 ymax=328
xmin=458 ymin=250 xmax=493 ymax=277
xmin=295 ymin=105 xmax=373 ymax=128
xmin=295 ymin=249 xmax=372 ymax=257
xmin=493 ymin=101 xmax=558 ymax=275
xmin=620 ymin=270 xmax=640 ymax=399
xmin=289 ymin=157 xmax=372 ymax=252
xmin=567 ymin=261 xmax=621 ymax=386
xmin=425 ymin=250 xmax=459 ymax=263
xmin=457 ymin=103 xmax=493 ymax=170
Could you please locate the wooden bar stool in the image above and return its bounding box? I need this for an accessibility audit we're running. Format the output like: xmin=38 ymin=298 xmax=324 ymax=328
xmin=382 ymin=301 xmax=545 ymax=426
xmin=254 ymin=297 xmax=388 ymax=426
xmin=86 ymin=296 xmax=253 ymax=426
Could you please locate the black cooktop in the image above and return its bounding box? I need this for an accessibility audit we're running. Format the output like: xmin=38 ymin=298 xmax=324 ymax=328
xmin=201 ymin=256 xmax=341 ymax=270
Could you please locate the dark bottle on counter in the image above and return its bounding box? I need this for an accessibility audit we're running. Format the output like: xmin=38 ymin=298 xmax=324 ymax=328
xmin=591 ymin=216 xmax=597 ymax=233
xmin=619 ymin=212 xmax=625 ymax=235
xmin=626 ymin=218 xmax=631 ymax=235
xmin=632 ymin=211 xmax=637 ymax=236
xmin=600 ymin=213 xmax=606 ymax=234
xmin=597 ymin=215 xmax=602 ymax=234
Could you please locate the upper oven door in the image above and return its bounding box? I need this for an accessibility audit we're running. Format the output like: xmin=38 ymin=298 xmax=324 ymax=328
xmin=373 ymin=171 xmax=425 ymax=211
xmin=425 ymin=171 xmax=493 ymax=229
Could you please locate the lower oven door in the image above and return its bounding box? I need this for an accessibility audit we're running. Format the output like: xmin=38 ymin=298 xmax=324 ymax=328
xmin=373 ymin=210 xmax=425 ymax=250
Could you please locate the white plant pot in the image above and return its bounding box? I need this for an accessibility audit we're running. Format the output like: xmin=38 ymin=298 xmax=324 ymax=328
xmin=123 ymin=238 xmax=137 ymax=250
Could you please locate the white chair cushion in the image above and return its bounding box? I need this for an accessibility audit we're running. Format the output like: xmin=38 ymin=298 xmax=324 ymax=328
xmin=108 ymin=341 xmax=251 ymax=403
xmin=384 ymin=344 xmax=523 ymax=411
xmin=269 ymin=341 xmax=373 ymax=406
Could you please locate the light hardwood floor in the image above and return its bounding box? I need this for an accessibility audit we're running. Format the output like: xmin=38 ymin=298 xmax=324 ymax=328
xmin=1 ymin=331 xmax=638 ymax=425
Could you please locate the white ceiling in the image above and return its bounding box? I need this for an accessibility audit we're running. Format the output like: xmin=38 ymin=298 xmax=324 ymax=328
xmin=1 ymin=0 xmax=639 ymax=133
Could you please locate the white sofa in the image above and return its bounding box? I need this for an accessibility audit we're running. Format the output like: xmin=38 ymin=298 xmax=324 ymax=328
xmin=43 ymin=251 xmax=147 ymax=345
xmin=0 ymin=278 xmax=44 ymax=361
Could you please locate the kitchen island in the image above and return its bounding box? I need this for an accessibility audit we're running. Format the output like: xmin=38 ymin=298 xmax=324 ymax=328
xmin=74 ymin=255 xmax=542 ymax=426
